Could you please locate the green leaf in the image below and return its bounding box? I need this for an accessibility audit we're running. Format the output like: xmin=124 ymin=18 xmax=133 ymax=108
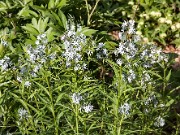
xmin=166 ymin=70 xmax=171 ymax=82
xmin=51 ymin=11 xmax=63 ymax=27
xmin=17 ymin=6 xmax=30 ymax=17
xmin=99 ymin=88 xmax=114 ymax=102
xmin=55 ymin=93 xmax=64 ymax=105
xmin=148 ymin=70 xmax=162 ymax=80
xmin=56 ymin=111 xmax=64 ymax=124
xmin=105 ymin=41 xmax=117 ymax=49
xmin=58 ymin=9 xmax=67 ymax=29
xmin=80 ymin=86 xmax=97 ymax=94
xmin=34 ymin=81 xmax=52 ymax=100
xmin=24 ymin=0 xmax=32 ymax=5
xmin=106 ymin=59 xmax=119 ymax=78
xmin=38 ymin=94 xmax=49 ymax=104
xmin=0 ymin=1 xmax=8 ymax=13
xmin=32 ymin=18 xmax=38 ymax=29
xmin=22 ymin=24 xmax=39 ymax=35
xmin=80 ymin=27 xmax=98 ymax=36
xmin=28 ymin=9 xmax=38 ymax=17
xmin=5 ymin=0 xmax=12 ymax=8
xmin=8 ymin=92 xmax=29 ymax=111
xmin=46 ymin=27 xmax=55 ymax=42
xmin=166 ymin=99 xmax=174 ymax=107
xmin=0 ymin=81 xmax=11 ymax=87
xmin=27 ymin=103 xmax=39 ymax=114
xmin=48 ymin=0 xmax=55 ymax=9
xmin=18 ymin=6 xmax=38 ymax=18
xmin=171 ymin=38 xmax=180 ymax=47
xmin=57 ymin=0 xmax=67 ymax=8
xmin=38 ymin=17 xmax=49 ymax=33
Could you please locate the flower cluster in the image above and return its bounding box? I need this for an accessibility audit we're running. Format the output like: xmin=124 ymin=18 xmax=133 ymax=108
xmin=127 ymin=69 xmax=136 ymax=83
xmin=24 ymin=81 xmax=31 ymax=87
xmin=144 ymin=94 xmax=158 ymax=107
xmin=154 ymin=116 xmax=165 ymax=127
xmin=149 ymin=11 xmax=162 ymax=18
xmin=1 ymin=39 xmax=8 ymax=47
xmin=27 ymin=34 xmax=48 ymax=64
xmin=19 ymin=33 xmax=55 ymax=78
xmin=140 ymin=71 xmax=152 ymax=87
xmin=143 ymin=93 xmax=166 ymax=115
xmin=139 ymin=13 xmax=150 ymax=20
xmin=81 ymin=104 xmax=93 ymax=113
xmin=140 ymin=44 xmax=168 ymax=68
xmin=0 ymin=56 xmax=13 ymax=71
xmin=171 ymin=22 xmax=180 ymax=31
xmin=120 ymin=20 xmax=136 ymax=35
xmin=119 ymin=102 xmax=131 ymax=117
xmin=61 ymin=22 xmax=87 ymax=71
xmin=96 ymin=42 xmax=108 ymax=59
xmin=71 ymin=93 xmax=93 ymax=113
xmin=71 ymin=93 xmax=83 ymax=104
xmin=18 ymin=108 xmax=29 ymax=120
xmin=158 ymin=17 xmax=172 ymax=25
xmin=15 ymin=33 xmax=56 ymax=86
xmin=114 ymin=20 xmax=140 ymax=62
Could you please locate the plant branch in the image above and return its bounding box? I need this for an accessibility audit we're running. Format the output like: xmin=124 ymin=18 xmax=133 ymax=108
xmin=85 ymin=0 xmax=100 ymax=26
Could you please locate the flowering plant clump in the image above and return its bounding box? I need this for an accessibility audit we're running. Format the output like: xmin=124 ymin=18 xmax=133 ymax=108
xmin=111 ymin=20 xmax=168 ymax=87
xmin=0 ymin=1 xmax=179 ymax=134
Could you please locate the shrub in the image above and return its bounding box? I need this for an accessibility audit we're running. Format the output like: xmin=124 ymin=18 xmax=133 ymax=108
xmin=0 ymin=0 xmax=179 ymax=134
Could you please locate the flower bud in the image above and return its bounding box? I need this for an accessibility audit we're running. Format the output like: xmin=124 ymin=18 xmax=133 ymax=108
xmin=128 ymin=1 xmax=134 ymax=5
xmin=136 ymin=31 xmax=142 ymax=35
xmin=171 ymin=25 xmax=176 ymax=31
xmin=160 ymin=33 xmax=167 ymax=38
xmin=122 ymin=11 xmax=126 ymax=16
xmin=175 ymin=23 xmax=180 ymax=29
xmin=143 ymin=37 xmax=149 ymax=43
xmin=175 ymin=34 xmax=179 ymax=38
xmin=139 ymin=21 xmax=144 ymax=25
xmin=158 ymin=18 xmax=166 ymax=23
xmin=166 ymin=20 xmax=172 ymax=25
xmin=132 ymin=5 xmax=139 ymax=11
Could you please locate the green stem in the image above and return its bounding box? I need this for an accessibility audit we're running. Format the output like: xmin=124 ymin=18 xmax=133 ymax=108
xmin=51 ymin=104 xmax=58 ymax=135
xmin=84 ymin=0 xmax=90 ymax=22
xmin=117 ymin=66 xmax=124 ymax=135
xmin=45 ymin=76 xmax=58 ymax=134
xmin=85 ymin=0 xmax=100 ymax=26
xmin=75 ymin=105 xmax=79 ymax=135
xmin=163 ymin=67 xmax=167 ymax=96
xmin=117 ymin=117 xmax=124 ymax=135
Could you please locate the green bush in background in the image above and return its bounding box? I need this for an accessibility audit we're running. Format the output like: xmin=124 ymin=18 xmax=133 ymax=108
xmin=63 ymin=0 xmax=180 ymax=47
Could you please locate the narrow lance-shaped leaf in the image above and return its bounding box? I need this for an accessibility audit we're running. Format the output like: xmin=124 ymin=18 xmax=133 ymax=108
xmin=51 ymin=11 xmax=63 ymax=27
xmin=58 ymin=9 xmax=67 ymax=29
xmin=34 ymin=81 xmax=52 ymax=101
xmin=80 ymin=27 xmax=98 ymax=36
xmin=166 ymin=99 xmax=174 ymax=107
xmin=22 ymin=24 xmax=39 ymax=35
xmin=165 ymin=69 xmax=171 ymax=82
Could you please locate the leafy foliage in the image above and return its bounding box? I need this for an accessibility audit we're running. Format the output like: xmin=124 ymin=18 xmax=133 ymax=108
xmin=0 ymin=0 xmax=179 ymax=135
